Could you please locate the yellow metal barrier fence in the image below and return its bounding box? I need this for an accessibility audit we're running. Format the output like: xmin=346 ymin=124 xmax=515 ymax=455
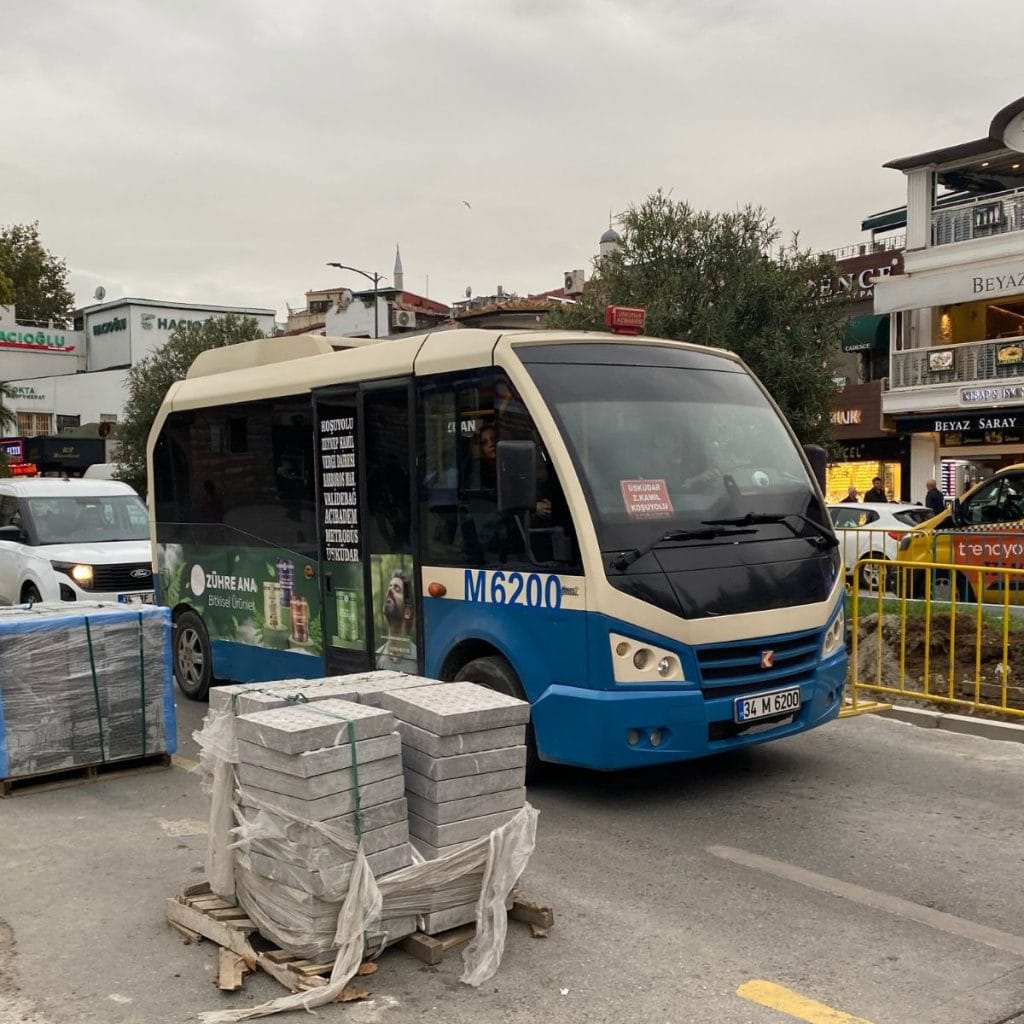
xmin=847 ymin=558 xmax=1024 ymax=719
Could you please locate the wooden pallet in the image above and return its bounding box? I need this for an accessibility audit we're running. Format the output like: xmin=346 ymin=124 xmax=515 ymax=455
xmin=167 ymin=882 xmax=554 ymax=991
xmin=1 ymin=751 xmax=172 ymax=797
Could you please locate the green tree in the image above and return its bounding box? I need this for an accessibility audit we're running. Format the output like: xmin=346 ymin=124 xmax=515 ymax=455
xmin=0 ymin=222 xmax=75 ymax=326
xmin=548 ymin=190 xmax=846 ymax=446
xmin=116 ymin=314 xmax=265 ymax=493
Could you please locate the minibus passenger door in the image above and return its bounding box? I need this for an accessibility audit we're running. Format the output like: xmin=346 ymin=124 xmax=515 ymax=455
xmin=314 ymin=389 xmax=372 ymax=675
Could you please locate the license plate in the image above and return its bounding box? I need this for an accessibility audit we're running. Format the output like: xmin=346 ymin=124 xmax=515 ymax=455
xmin=118 ymin=591 xmax=155 ymax=606
xmin=734 ymin=686 xmax=801 ymax=724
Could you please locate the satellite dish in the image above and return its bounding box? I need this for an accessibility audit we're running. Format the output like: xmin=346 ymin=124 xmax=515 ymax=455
xmin=94 ymin=286 xmax=106 ymax=302
xmin=465 ymin=286 xmax=472 ymax=298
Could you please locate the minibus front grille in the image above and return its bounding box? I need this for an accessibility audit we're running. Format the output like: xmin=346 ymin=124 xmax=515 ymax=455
xmin=695 ymin=629 xmax=821 ymax=697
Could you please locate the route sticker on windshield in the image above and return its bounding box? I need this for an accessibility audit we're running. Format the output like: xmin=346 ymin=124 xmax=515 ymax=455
xmin=621 ymin=479 xmax=674 ymax=519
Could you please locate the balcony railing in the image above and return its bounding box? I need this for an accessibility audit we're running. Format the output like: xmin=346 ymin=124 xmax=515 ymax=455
xmin=824 ymin=235 xmax=906 ymax=261
xmin=890 ymin=334 xmax=1024 ymax=389
xmin=932 ymin=187 xmax=1024 ymax=246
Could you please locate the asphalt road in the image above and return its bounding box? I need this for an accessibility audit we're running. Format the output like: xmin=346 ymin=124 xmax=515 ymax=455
xmin=1 ymin=692 xmax=1023 ymax=1024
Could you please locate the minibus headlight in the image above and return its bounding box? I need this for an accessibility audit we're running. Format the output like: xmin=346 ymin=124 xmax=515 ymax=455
xmin=610 ymin=632 xmax=685 ymax=683
xmin=821 ymin=606 xmax=845 ymax=659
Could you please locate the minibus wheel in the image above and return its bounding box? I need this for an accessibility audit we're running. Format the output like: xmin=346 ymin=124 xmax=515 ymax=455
xmin=454 ymin=655 xmax=541 ymax=782
xmin=174 ymin=609 xmax=213 ymax=700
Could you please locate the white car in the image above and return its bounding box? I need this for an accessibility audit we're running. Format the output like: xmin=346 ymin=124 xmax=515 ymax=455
xmin=827 ymin=501 xmax=935 ymax=591
xmin=0 ymin=478 xmax=154 ymax=605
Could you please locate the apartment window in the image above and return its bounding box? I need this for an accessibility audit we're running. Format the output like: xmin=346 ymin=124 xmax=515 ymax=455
xmin=56 ymin=415 xmax=81 ymax=432
xmin=16 ymin=412 xmax=52 ymax=436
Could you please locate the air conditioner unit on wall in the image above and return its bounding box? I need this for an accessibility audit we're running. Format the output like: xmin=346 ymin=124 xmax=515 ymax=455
xmin=393 ymin=309 xmax=416 ymax=329
xmin=563 ymin=269 xmax=585 ymax=296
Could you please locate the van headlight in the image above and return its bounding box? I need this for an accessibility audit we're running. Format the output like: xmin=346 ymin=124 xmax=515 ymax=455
xmin=51 ymin=561 xmax=94 ymax=587
xmin=821 ymin=605 xmax=845 ymax=659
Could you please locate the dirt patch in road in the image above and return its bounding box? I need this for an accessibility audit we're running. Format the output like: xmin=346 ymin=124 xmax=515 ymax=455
xmin=854 ymin=612 xmax=1024 ymax=713
xmin=0 ymin=922 xmax=47 ymax=1024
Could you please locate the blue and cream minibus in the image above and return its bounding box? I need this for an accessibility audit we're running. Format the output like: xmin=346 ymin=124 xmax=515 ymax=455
xmin=149 ymin=328 xmax=847 ymax=772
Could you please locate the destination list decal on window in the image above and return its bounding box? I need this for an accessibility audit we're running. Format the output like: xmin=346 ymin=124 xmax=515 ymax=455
xmin=621 ymin=479 xmax=674 ymax=519
xmin=320 ymin=416 xmax=360 ymax=562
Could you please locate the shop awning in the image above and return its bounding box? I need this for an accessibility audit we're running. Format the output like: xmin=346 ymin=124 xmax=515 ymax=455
xmin=841 ymin=314 xmax=889 ymax=352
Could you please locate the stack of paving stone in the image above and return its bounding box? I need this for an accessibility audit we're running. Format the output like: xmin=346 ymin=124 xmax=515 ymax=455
xmin=375 ymin=681 xmax=530 ymax=934
xmin=0 ymin=602 xmax=173 ymax=782
xmin=231 ymin=698 xmax=417 ymax=955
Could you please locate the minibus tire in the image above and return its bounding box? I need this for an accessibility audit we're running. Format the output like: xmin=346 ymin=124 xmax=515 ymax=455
xmin=454 ymin=655 xmax=541 ymax=782
xmin=174 ymin=610 xmax=213 ymax=701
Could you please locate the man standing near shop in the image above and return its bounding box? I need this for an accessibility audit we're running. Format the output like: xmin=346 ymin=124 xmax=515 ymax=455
xmin=864 ymin=477 xmax=888 ymax=503
xmin=841 ymin=485 xmax=860 ymax=503
xmin=924 ymin=479 xmax=946 ymax=514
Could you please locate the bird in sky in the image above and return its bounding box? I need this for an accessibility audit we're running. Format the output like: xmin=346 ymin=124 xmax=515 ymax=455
xmin=461 ymin=200 xmax=472 ymax=209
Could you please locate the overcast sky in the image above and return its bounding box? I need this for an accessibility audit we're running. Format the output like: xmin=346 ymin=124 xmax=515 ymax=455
xmin=4 ymin=0 xmax=1020 ymax=319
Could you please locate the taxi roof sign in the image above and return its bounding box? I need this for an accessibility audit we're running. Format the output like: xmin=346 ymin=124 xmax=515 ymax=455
xmin=605 ymin=305 xmax=646 ymax=335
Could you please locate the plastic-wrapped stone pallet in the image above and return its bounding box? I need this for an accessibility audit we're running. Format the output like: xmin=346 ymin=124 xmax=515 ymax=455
xmin=0 ymin=601 xmax=174 ymax=782
xmin=373 ymin=680 xmax=529 ymax=934
xmin=229 ymin=698 xmax=418 ymax=957
xmin=194 ymin=674 xmax=539 ymax=1024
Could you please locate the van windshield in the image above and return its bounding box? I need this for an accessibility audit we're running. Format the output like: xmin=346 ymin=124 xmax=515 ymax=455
xmin=522 ymin=345 xmax=823 ymax=555
xmin=24 ymin=495 xmax=149 ymax=544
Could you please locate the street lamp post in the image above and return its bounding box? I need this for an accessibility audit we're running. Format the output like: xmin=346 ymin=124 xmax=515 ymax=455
xmin=326 ymin=262 xmax=387 ymax=339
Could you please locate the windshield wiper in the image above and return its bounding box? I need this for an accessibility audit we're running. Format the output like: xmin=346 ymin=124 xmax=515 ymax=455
xmin=701 ymin=512 xmax=839 ymax=549
xmin=610 ymin=526 xmax=757 ymax=570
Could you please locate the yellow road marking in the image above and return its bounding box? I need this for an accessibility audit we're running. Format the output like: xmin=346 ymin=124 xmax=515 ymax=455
xmin=737 ymin=980 xmax=874 ymax=1023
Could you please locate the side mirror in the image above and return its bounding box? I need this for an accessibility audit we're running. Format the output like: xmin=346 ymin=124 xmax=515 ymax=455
xmin=803 ymin=444 xmax=827 ymax=492
xmin=0 ymin=524 xmax=24 ymax=543
xmin=496 ymin=440 xmax=537 ymax=514
xmin=950 ymin=498 xmax=964 ymax=527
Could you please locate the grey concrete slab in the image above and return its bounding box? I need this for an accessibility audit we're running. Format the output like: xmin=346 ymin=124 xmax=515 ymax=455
xmin=237 ymin=817 xmax=410 ymax=866
xmin=407 ymin=807 xmax=519 ymax=847
xmin=246 ymin=842 xmax=413 ymax=896
xmin=403 ymin=766 xmax=524 ymax=802
xmin=234 ymin=699 xmax=393 ymax=752
xmin=405 ymin=786 xmax=526 ymax=825
xmin=376 ymin=681 xmax=529 ymax=735
xmin=207 ymin=679 xmax=314 ymax=714
xmin=410 ymin=835 xmax=472 ymax=860
xmin=418 ymin=896 xmax=514 ymax=934
xmin=401 ymin=742 xmax=526 ymax=780
xmin=238 ymin=795 xmax=409 ymax=839
xmin=235 ymin=731 xmax=401 ymax=778
xmin=397 ymin=719 xmax=527 ymax=757
xmin=237 ymin=753 xmax=402 ymax=799
xmin=242 ymin=774 xmax=406 ymax=821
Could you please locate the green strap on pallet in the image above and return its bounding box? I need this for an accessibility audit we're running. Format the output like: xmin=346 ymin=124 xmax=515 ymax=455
xmin=83 ymin=619 xmax=106 ymax=763
xmin=137 ymin=612 xmax=147 ymax=756
xmin=285 ymin=694 xmax=364 ymax=843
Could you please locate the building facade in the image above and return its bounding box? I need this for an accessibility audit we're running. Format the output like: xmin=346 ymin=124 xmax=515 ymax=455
xmin=873 ymin=96 xmax=1024 ymax=501
xmin=1 ymin=298 xmax=276 ymax=435
xmin=825 ymin=242 xmax=908 ymax=501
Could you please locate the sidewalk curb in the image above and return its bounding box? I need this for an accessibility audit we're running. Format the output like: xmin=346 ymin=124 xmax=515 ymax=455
xmin=879 ymin=705 xmax=1024 ymax=744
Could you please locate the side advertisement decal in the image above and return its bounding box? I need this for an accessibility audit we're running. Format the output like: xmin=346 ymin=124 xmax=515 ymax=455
xmin=158 ymin=542 xmax=321 ymax=657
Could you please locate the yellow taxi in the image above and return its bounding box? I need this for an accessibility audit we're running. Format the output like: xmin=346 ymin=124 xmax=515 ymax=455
xmin=896 ymin=464 xmax=1024 ymax=602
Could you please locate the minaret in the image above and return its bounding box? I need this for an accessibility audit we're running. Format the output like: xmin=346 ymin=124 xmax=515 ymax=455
xmin=599 ymin=215 xmax=621 ymax=257
xmin=393 ymin=244 xmax=404 ymax=291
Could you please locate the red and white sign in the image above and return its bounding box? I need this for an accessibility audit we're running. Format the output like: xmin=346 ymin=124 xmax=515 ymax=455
xmin=605 ymin=305 xmax=646 ymax=335
xmin=620 ymin=479 xmax=674 ymax=519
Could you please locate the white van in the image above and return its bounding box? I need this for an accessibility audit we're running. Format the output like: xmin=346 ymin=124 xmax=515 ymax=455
xmin=82 ymin=463 xmax=119 ymax=481
xmin=0 ymin=478 xmax=154 ymax=605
